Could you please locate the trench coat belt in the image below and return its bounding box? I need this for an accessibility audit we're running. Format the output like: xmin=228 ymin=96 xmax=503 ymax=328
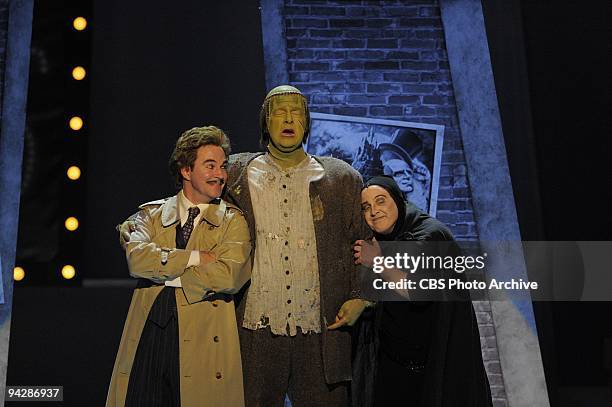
xmin=136 ymin=278 xmax=163 ymax=288
xmin=134 ymin=278 xmax=233 ymax=303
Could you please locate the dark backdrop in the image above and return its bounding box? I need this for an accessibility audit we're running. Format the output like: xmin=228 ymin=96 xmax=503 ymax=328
xmin=8 ymin=3 xmax=266 ymax=406
xmin=520 ymin=2 xmax=612 ymax=402
xmin=484 ymin=0 xmax=612 ymax=403
xmin=84 ymin=0 xmax=266 ymax=279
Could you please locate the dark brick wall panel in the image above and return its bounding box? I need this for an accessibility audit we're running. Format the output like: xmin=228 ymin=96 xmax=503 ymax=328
xmin=284 ymin=0 xmax=476 ymax=239
xmin=283 ymin=0 xmax=507 ymax=403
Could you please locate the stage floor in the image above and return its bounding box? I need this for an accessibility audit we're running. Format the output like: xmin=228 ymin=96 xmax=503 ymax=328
xmin=6 ymin=286 xmax=133 ymax=406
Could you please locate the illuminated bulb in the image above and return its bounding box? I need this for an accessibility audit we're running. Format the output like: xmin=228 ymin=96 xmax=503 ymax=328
xmin=73 ymin=17 xmax=87 ymax=31
xmin=65 ymin=216 xmax=79 ymax=231
xmin=72 ymin=66 xmax=86 ymax=80
xmin=69 ymin=116 xmax=83 ymax=131
xmin=61 ymin=265 xmax=76 ymax=279
xmin=14 ymin=267 xmax=25 ymax=281
xmin=67 ymin=166 xmax=81 ymax=180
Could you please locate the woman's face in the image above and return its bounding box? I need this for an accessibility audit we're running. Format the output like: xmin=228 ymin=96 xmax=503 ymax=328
xmin=361 ymin=185 xmax=399 ymax=235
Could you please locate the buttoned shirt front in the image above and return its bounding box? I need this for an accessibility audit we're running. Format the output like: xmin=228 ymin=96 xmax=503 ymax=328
xmin=242 ymin=154 xmax=324 ymax=335
xmin=164 ymin=190 xmax=207 ymax=287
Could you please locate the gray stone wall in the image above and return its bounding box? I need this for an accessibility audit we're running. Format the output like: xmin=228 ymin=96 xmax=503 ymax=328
xmin=0 ymin=0 xmax=34 ymax=402
xmin=0 ymin=0 xmax=9 ymax=117
xmin=0 ymin=2 xmax=11 ymax=400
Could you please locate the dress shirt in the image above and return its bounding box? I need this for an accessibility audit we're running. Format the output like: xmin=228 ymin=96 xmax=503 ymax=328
xmin=164 ymin=190 xmax=208 ymax=287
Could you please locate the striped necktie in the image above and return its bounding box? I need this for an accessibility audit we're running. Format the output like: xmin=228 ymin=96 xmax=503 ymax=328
xmin=181 ymin=206 xmax=200 ymax=245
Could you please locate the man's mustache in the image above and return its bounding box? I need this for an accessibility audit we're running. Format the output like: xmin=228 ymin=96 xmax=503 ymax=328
xmin=208 ymin=178 xmax=225 ymax=185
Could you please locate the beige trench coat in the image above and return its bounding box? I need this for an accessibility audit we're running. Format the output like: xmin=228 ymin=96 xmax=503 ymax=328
xmin=106 ymin=195 xmax=251 ymax=407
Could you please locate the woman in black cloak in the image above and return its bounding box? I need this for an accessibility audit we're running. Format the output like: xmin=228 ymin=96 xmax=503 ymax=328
xmin=352 ymin=176 xmax=492 ymax=407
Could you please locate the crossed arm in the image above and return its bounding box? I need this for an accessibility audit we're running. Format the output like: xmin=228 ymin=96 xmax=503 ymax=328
xmin=122 ymin=209 xmax=252 ymax=304
xmin=124 ymin=209 xmax=192 ymax=283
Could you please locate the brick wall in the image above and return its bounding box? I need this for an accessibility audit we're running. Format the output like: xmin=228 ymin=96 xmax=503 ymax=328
xmin=282 ymin=1 xmax=507 ymax=405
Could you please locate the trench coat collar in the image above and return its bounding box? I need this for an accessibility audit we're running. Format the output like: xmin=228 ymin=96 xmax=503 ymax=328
xmin=159 ymin=193 xmax=225 ymax=228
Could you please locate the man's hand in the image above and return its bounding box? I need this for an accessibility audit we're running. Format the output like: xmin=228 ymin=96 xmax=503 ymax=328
xmin=327 ymin=299 xmax=373 ymax=330
xmin=118 ymin=220 xmax=136 ymax=247
xmin=353 ymin=237 xmax=382 ymax=267
xmin=199 ymin=250 xmax=217 ymax=265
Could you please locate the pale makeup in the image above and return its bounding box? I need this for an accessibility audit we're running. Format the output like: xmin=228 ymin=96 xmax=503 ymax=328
xmin=361 ymin=185 xmax=399 ymax=235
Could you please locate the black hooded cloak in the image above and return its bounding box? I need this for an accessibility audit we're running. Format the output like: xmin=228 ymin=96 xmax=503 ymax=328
xmin=352 ymin=176 xmax=492 ymax=407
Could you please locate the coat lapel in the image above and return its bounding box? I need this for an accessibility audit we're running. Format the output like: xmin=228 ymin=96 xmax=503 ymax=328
xmin=160 ymin=195 xmax=180 ymax=227
xmin=200 ymin=200 xmax=225 ymax=228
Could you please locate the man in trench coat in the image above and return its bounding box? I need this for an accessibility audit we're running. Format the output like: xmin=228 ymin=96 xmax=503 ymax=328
xmin=107 ymin=126 xmax=251 ymax=407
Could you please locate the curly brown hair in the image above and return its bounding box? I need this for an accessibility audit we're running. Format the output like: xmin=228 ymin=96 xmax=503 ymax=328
xmin=168 ymin=125 xmax=230 ymax=189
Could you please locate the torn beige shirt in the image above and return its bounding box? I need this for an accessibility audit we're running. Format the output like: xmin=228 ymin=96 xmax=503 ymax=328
xmin=243 ymin=154 xmax=324 ymax=336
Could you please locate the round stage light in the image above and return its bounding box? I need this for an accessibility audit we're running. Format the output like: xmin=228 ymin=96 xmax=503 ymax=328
xmin=14 ymin=267 xmax=25 ymax=281
xmin=67 ymin=166 xmax=81 ymax=180
xmin=69 ymin=116 xmax=83 ymax=131
xmin=65 ymin=216 xmax=79 ymax=231
xmin=73 ymin=17 xmax=87 ymax=31
xmin=62 ymin=265 xmax=76 ymax=279
xmin=72 ymin=66 xmax=86 ymax=80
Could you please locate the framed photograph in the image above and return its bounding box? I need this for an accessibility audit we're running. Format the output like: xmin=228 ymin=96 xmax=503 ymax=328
xmin=305 ymin=113 xmax=445 ymax=215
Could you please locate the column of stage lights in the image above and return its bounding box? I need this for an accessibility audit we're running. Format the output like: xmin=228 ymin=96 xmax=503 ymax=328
xmin=13 ymin=5 xmax=91 ymax=284
xmin=60 ymin=13 xmax=90 ymax=282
